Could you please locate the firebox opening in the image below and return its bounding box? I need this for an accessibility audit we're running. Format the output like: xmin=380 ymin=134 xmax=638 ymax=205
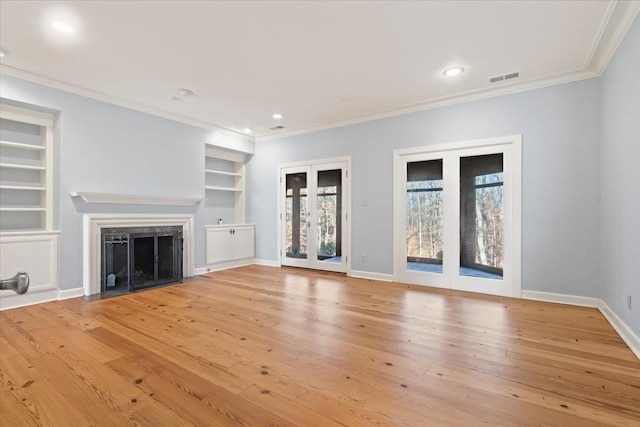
xmin=101 ymin=226 xmax=183 ymax=294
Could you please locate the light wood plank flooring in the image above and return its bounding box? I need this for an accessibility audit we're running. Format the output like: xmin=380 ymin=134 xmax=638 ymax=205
xmin=1 ymin=265 xmax=639 ymax=426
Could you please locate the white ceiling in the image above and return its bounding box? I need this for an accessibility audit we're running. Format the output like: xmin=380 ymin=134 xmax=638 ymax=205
xmin=1 ymin=1 xmax=638 ymax=141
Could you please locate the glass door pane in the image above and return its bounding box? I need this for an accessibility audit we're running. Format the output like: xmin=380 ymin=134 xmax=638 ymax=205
xmin=459 ymin=154 xmax=503 ymax=280
xmin=316 ymin=169 xmax=342 ymax=264
xmin=103 ymin=233 xmax=130 ymax=293
xmin=285 ymin=172 xmax=308 ymax=260
xmin=157 ymin=234 xmax=175 ymax=284
xmin=406 ymin=159 xmax=444 ymax=274
xmin=132 ymin=235 xmax=156 ymax=289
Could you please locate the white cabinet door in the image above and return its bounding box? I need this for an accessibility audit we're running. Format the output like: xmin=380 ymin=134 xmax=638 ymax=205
xmin=232 ymin=226 xmax=255 ymax=260
xmin=205 ymin=227 xmax=233 ymax=264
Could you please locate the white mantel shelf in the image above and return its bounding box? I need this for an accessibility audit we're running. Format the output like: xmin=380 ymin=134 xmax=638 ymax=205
xmin=70 ymin=192 xmax=204 ymax=206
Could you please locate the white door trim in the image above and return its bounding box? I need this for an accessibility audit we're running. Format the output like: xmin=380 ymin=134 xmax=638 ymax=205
xmin=277 ymin=156 xmax=352 ymax=275
xmin=393 ymin=135 xmax=522 ymax=297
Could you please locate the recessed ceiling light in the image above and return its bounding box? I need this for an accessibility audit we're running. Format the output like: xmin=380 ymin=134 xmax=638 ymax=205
xmin=272 ymin=113 xmax=283 ymax=119
xmin=0 ymin=48 xmax=8 ymax=57
xmin=244 ymin=128 xmax=252 ymax=134
xmin=52 ymin=21 xmax=74 ymax=33
xmin=177 ymin=88 xmax=194 ymax=98
xmin=169 ymin=88 xmax=195 ymax=101
xmin=443 ymin=67 xmax=465 ymax=77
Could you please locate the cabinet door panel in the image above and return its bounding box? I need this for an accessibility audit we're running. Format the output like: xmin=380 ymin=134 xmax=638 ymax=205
xmin=205 ymin=227 xmax=233 ymax=264
xmin=232 ymin=227 xmax=255 ymax=260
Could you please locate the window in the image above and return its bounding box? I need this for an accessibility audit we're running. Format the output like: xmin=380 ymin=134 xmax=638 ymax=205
xmin=406 ymin=159 xmax=444 ymax=273
xmin=316 ymin=169 xmax=341 ymax=260
xmin=460 ymin=154 xmax=503 ymax=277
xmin=285 ymin=173 xmax=308 ymax=258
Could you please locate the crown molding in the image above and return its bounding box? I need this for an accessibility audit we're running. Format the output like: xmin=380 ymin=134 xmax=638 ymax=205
xmin=254 ymin=0 xmax=639 ymax=142
xmin=0 ymin=65 xmax=254 ymax=143
xmin=2 ymin=1 xmax=638 ymax=144
xmin=256 ymin=68 xmax=599 ymax=142
xmin=586 ymin=0 xmax=640 ymax=73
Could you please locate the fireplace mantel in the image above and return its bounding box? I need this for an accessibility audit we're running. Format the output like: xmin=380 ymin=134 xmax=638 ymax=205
xmin=83 ymin=214 xmax=195 ymax=296
xmin=71 ymin=191 xmax=203 ymax=206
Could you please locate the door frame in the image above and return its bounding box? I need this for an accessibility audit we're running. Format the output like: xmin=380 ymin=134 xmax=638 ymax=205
xmin=277 ymin=156 xmax=352 ymax=275
xmin=393 ymin=135 xmax=522 ymax=297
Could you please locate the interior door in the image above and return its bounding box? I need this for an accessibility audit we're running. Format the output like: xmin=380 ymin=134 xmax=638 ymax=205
xmin=281 ymin=162 xmax=347 ymax=273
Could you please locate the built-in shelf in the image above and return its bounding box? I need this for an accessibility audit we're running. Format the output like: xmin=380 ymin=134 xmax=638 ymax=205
xmin=0 ymin=162 xmax=46 ymax=171
xmin=1 ymin=105 xmax=54 ymax=232
xmin=205 ymin=169 xmax=242 ymax=177
xmin=205 ymin=185 xmax=242 ymax=192
xmin=0 ymin=140 xmax=46 ymax=151
xmin=70 ymin=191 xmax=204 ymax=206
xmin=0 ymin=185 xmax=46 ymax=191
xmin=0 ymin=207 xmax=47 ymax=212
xmin=204 ymin=146 xmax=247 ymax=224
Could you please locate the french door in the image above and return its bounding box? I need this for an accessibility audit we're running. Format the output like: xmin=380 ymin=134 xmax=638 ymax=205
xmin=280 ymin=160 xmax=349 ymax=273
xmin=393 ymin=136 xmax=521 ymax=297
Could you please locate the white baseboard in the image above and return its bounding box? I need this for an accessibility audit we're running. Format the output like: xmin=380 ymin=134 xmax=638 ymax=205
xmin=254 ymin=258 xmax=280 ymax=267
xmin=1 ymin=286 xmax=85 ymax=311
xmin=193 ymin=267 xmax=208 ymax=276
xmin=0 ymin=289 xmax=59 ymax=311
xmin=59 ymin=287 xmax=84 ymax=300
xmin=521 ymin=290 xmax=599 ymax=307
xmin=349 ymin=270 xmax=394 ymax=282
xmin=194 ymin=259 xmax=280 ymax=276
xmin=195 ymin=258 xmax=255 ymax=276
xmin=597 ymin=299 xmax=640 ymax=360
xmin=522 ymin=290 xmax=638 ymax=361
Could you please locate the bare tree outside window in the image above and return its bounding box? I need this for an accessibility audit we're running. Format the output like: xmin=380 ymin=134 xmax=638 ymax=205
xmin=406 ymin=159 xmax=444 ymax=270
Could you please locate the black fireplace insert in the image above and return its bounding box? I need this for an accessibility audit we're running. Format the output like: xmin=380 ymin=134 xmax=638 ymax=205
xmin=101 ymin=226 xmax=183 ymax=294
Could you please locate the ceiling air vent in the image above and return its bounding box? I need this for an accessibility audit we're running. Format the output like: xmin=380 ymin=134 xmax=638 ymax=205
xmin=489 ymin=72 xmax=520 ymax=83
xmin=270 ymin=125 xmax=285 ymax=130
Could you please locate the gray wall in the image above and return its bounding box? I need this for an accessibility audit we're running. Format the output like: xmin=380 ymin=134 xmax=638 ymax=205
xmin=0 ymin=75 xmax=249 ymax=290
xmin=247 ymin=78 xmax=602 ymax=298
xmin=600 ymin=16 xmax=640 ymax=335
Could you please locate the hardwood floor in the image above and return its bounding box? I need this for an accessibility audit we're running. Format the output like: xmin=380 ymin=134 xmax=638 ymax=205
xmin=1 ymin=265 xmax=639 ymax=426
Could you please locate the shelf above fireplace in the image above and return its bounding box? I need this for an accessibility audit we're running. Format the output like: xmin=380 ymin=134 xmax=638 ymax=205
xmin=70 ymin=191 xmax=204 ymax=206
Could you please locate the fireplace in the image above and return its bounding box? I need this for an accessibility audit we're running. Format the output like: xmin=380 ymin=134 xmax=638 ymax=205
xmin=102 ymin=226 xmax=183 ymax=294
xmin=83 ymin=214 xmax=195 ymax=296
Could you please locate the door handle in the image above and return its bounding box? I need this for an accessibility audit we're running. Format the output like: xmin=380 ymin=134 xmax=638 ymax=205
xmin=0 ymin=272 xmax=29 ymax=294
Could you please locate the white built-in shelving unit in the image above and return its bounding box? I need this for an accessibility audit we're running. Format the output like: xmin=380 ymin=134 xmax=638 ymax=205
xmin=204 ymin=146 xmax=246 ymax=224
xmin=203 ymin=145 xmax=255 ymax=270
xmin=1 ymin=104 xmax=60 ymax=310
xmin=0 ymin=105 xmax=54 ymax=232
